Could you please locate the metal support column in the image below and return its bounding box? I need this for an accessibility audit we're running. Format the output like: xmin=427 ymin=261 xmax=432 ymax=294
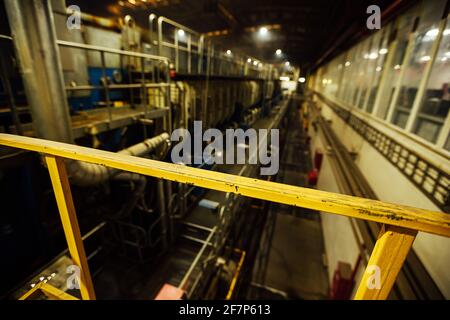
xmin=4 ymin=0 xmax=73 ymax=143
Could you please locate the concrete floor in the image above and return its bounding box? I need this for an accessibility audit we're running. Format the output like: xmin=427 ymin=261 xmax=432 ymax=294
xmin=250 ymin=102 xmax=329 ymax=299
xmin=263 ymin=208 xmax=329 ymax=299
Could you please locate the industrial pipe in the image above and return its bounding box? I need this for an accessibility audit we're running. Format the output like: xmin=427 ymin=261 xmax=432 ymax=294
xmin=66 ymin=133 xmax=170 ymax=186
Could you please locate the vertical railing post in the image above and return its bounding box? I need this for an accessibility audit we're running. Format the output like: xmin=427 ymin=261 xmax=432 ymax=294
xmin=187 ymin=34 xmax=192 ymax=74
xmin=354 ymin=224 xmax=417 ymax=300
xmin=100 ymin=51 xmax=112 ymax=122
xmin=45 ymin=155 xmax=96 ymax=300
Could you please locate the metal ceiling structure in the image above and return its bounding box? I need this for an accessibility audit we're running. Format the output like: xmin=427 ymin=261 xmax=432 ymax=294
xmin=68 ymin=0 xmax=416 ymax=71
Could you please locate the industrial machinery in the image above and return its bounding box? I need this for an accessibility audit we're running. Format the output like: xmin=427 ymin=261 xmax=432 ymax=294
xmin=0 ymin=0 xmax=285 ymax=299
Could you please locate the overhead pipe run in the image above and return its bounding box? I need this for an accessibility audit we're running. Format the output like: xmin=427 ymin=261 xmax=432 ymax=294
xmin=4 ymin=0 xmax=170 ymax=186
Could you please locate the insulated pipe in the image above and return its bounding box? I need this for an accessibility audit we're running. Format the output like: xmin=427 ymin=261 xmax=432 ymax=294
xmin=66 ymin=133 xmax=169 ymax=186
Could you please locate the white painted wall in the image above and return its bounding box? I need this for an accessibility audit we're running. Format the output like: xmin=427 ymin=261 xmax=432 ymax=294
xmin=310 ymin=127 xmax=364 ymax=289
xmin=312 ymin=99 xmax=450 ymax=298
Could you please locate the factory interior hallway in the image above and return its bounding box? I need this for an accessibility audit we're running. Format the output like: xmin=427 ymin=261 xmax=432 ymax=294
xmin=249 ymin=100 xmax=329 ymax=300
xmin=0 ymin=0 xmax=449 ymax=304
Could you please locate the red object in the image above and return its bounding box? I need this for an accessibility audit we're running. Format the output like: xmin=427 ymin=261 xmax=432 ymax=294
xmin=308 ymin=168 xmax=318 ymax=186
xmin=330 ymin=261 xmax=354 ymax=300
xmin=169 ymin=69 xmax=176 ymax=78
xmin=154 ymin=284 xmax=185 ymax=300
xmin=314 ymin=149 xmax=323 ymax=171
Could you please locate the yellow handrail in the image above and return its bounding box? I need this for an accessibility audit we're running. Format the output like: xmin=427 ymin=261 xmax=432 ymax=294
xmin=1 ymin=133 xmax=449 ymax=300
xmin=1 ymin=134 xmax=448 ymax=236
xmin=19 ymin=282 xmax=79 ymax=300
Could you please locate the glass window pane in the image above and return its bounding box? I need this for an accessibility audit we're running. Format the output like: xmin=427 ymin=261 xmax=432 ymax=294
xmin=390 ymin=0 xmax=447 ymax=128
xmin=375 ymin=10 xmax=418 ymax=119
xmin=353 ymin=38 xmax=372 ymax=107
xmin=341 ymin=47 xmax=358 ymax=103
xmin=357 ymin=35 xmax=378 ymax=109
xmin=412 ymin=15 xmax=450 ymax=143
xmin=366 ymin=24 xmax=392 ymax=113
xmin=445 ymin=133 xmax=450 ymax=151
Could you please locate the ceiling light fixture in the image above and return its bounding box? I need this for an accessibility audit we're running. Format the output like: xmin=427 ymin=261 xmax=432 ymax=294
xmin=276 ymin=49 xmax=282 ymax=55
xmin=368 ymin=52 xmax=379 ymax=60
xmin=259 ymin=27 xmax=268 ymax=35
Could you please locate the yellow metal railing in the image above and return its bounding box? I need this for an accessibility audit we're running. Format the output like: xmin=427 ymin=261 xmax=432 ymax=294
xmin=19 ymin=282 xmax=79 ymax=300
xmin=1 ymin=133 xmax=449 ymax=300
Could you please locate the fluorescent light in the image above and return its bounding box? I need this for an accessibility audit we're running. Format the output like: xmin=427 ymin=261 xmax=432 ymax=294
xmin=420 ymin=55 xmax=431 ymax=62
xmin=394 ymin=64 xmax=401 ymax=70
xmin=253 ymin=60 xmax=258 ymax=66
xmin=423 ymin=28 xmax=439 ymax=42
xmin=425 ymin=28 xmax=439 ymax=37
xmin=345 ymin=61 xmax=351 ymax=67
xmin=299 ymin=77 xmax=306 ymax=83
xmin=379 ymin=48 xmax=388 ymax=55
xmin=285 ymin=61 xmax=290 ymax=66
xmin=368 ymin=52 xmax=379 ymax=60
xmin=444 ymin=29 xmax=450 ymax=36
xmin=276 ymin=49 xmax=282 ymax=55
xmin=177 ymin=29 xmax=185 ymax=37
xmin=259 ymin=27 xmax=268 ymax=35
xmin=247 ymin=58 xmax=252 ymax=63
xmin=364 ymin=52 xmax=378 ymax=59
xmin=226 ymin=50 xmax=232 ymax=55
xmin=280 ymin=76 xmax=290 ymax=81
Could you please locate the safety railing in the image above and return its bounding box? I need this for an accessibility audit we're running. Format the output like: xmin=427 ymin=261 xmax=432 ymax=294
xmin=19 ymin=281 xmax=79 ymax=300
xmin=154 ymin=16 xmax=204 ymax=75
xmin=57 ymin=40 xmax=171 ymax=124
xmin=1 ymin=34 xmax=172 ymax=130
xmin=151 ymin=14 xmax=272 ymax=79
xmin=1 ymin=133 xmax=449 ymax=300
